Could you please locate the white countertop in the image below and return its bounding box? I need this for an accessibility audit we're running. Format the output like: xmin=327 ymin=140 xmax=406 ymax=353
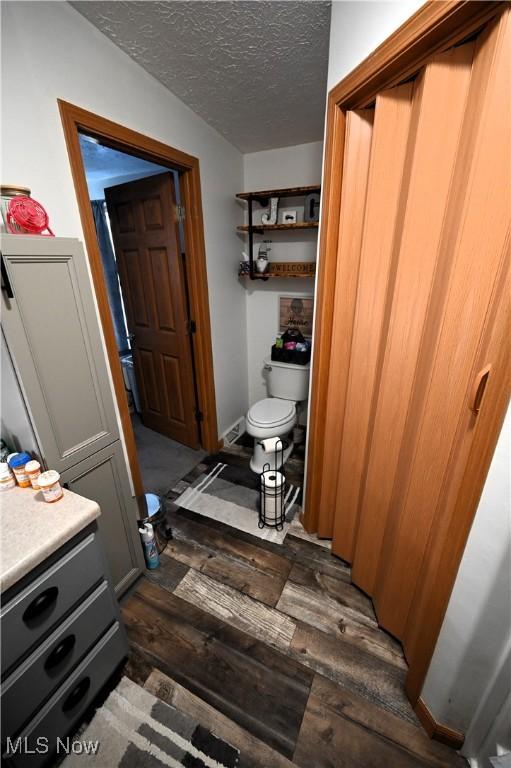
xmin=0 ymin=486 xmax=100 ymax=594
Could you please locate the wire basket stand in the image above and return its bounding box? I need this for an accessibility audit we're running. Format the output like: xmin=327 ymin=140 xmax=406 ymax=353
xmin=259 ymin=439 xmax=286 ymax=531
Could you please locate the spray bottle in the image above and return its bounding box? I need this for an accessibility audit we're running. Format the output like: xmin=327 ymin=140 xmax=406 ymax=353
xmin=139 ymin=523 xmax=160 ymax=569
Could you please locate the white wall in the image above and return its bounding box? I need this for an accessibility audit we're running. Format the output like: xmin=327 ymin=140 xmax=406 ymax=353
xmin=242 ymin=142 xmax=322 ymax=410
xmin=422 ymin=405 xmax=511 ymax=735
xmin=327 ymin=0 xmax=425 ymax=89
xmin=1 ymin=0 xmax=247 ymax=440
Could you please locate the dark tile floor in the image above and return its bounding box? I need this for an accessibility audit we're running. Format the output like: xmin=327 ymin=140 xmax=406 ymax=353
xmin=122 ymin=438 xmax=466 ymax=767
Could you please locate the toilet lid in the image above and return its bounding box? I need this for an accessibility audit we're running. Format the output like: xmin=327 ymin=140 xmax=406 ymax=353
xmin=248 ymin=398 xmax=295 ymax=427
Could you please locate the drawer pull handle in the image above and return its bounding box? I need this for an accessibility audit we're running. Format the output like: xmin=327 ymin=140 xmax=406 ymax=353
xmin=22 ymin=586 xmax=59 ymax=624
xmin=44 ymin=634 xmax=76 ymax=672
xmin=62 ymin=677 xmax=91 ymax=713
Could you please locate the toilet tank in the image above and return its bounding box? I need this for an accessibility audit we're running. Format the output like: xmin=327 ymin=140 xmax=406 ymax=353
xmin=265 ymin=357 xmax=310 ymax=401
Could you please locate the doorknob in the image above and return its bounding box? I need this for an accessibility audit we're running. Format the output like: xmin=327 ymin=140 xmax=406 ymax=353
xmin=470 ymin=364 xmax=491 ymax=414
xmin=128 ymin=333 xmax=135 ymax=343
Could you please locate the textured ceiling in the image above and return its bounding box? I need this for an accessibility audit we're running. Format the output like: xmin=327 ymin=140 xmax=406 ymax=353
xmin=71 ymin=1 xmax=331 ymax=152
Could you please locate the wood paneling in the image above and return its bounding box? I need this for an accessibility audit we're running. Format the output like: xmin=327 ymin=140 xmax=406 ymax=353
xmin=302 ymin=100 xmax=346 ymax=535
xmin=405 ymin=10 xmax=511 ymax=700
xmin=329 ymin=1 xmax=503 ymax=110
xmin=318 ymin=109 xmax=374 ymax=538
xmin=357 ymin=41 xmax=475 ymax=629
xmin=304 ymin=0 xmax=504 ymax=536
xmin=303 ymin=0 xmax=509 ymax=711
xmin=375 ymin=16 xmax=509 ymax=638
xmin=330 ymin=84 xmax=414 ymax=560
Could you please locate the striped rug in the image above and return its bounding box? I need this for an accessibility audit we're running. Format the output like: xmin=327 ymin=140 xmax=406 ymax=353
xmin=173 ymin=459 xmax=301 ymax=545
xmin=63 ymin=677 xmax=239 ymax=768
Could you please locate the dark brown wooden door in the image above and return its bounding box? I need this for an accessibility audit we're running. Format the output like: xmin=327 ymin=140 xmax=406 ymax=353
xmin=105 ymin=172 xmax=200 ymax=448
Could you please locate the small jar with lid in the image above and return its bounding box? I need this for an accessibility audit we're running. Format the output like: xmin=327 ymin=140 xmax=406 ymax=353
xmin=38 ymin=470 xmax=64 ymax=503
xmin=9 ymin=452 xmax=33 ymax=488
xmin=0 ymin=462 xmax=15 ymax=491
xmin=26 ymin=460 xmax=41 ymax=490
xmin=1 ymin=186 xmax=31 ymax=232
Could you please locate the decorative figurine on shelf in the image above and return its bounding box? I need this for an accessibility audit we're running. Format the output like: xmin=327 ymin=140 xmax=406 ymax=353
xmin=304 ymin=192 xmax=321 ymax=222
xmin=256 ymin=240 xmax=271 ymax=274
xmin=282 ymin=210 xmax=297 ymax=224
xmin=261 ymin=196 xmax=279 ymax=226
xmin=239 ymin=251 xmax=250 ymax=276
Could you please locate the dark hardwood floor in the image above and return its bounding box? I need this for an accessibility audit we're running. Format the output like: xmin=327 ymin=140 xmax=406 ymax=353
xmin=122 ymin=504 xmax=465 ymax=767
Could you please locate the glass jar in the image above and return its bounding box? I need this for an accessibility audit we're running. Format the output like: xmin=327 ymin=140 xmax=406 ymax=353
xmin=1 ymin=186 xmax=31 ymax=233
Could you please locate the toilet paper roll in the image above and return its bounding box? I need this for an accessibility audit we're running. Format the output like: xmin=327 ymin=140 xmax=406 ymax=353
xmin=261 ymin=436 xmax=283 ymax=454
xmin=261 ymin=470 xmax=285 ymax=489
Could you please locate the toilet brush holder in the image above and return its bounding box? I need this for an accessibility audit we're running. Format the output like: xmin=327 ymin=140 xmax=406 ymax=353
xmin=259 ymin=440 xmax=286 ymax=530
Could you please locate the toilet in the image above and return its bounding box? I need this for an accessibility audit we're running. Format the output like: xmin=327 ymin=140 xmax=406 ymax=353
xmin=246 ymin=357 xmax=310 ymax=473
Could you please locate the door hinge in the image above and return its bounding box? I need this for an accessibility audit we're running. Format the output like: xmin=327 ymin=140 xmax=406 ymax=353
xmin=186 ymin=319 xmax=197 ymax=335
xmin=176 ymin=205 xmax=185 ymax=223
xmin=195 ymin=409 xmax=204 ymax=423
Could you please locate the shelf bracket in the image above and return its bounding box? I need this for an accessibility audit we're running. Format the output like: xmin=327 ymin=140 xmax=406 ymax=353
xmin=248 ymin=195 xmax=254 ymax=280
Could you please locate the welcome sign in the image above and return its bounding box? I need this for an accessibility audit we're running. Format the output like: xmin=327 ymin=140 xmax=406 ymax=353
xmin=279 ymin=295 xmax=314 ymax=338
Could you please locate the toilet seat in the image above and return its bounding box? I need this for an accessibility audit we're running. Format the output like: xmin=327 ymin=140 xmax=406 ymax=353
xmin=247 ymin=398 xmax=295 ymax=429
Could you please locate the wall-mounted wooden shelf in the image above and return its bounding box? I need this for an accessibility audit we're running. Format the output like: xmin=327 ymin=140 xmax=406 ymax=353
xmin=236 ymin=184 xmax=321 ymax=203
xmin=236 ymin=185 xmax=321 ymax=280
xmin=237 ymin=222 xmax=319 ymax=233
xmin=239 ymin=261 xmax=316 ymax=281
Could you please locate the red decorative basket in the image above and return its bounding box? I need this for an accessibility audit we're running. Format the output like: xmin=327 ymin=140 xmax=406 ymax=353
xmin=6 ymin=196 xmax=54 ymax=236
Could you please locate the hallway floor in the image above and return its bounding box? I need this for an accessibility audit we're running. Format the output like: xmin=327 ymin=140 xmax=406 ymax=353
xmin=122 ymin=506 xmax=466 ymax=767
xmin=132 ymin=414 xmax=207 ymax=496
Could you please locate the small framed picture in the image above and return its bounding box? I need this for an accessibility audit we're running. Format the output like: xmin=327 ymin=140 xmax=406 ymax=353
xmin=279 ymin=295 xmax=314 ymax=337
xmin=282 ymin=210 xmax=297 ymax=224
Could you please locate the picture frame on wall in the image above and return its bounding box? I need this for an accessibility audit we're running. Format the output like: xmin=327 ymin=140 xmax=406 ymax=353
xmin=279 ymin=295 xmax=314 ymax=338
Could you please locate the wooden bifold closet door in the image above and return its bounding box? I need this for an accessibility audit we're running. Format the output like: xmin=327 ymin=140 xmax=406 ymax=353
xmin=319 ymin=8 xmax=510 ymax=668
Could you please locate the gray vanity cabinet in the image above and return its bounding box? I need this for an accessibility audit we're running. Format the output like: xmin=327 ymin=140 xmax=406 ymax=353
xmin=60 ymin=443 xmax=142 ymax=594
xmin=1 ymin=235 xmax=143 ymax=593
xmin=1 ymin=235 xmax=119 ymax=472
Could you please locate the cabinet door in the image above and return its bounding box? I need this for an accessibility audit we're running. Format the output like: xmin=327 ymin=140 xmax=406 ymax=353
xmin=1 ymin=235 xmax=119 ymax=472
xmin=60 ymin=441 xmax=143 ymax=595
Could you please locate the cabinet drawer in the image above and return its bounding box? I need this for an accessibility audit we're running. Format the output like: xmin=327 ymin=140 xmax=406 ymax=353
xmin=1 ymin=581 xmax=116 ymax=739
xmin=1 ymin=534 xmax=104 ymax=675
xmin=4 ymin=622 xmax=127 ymax=768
